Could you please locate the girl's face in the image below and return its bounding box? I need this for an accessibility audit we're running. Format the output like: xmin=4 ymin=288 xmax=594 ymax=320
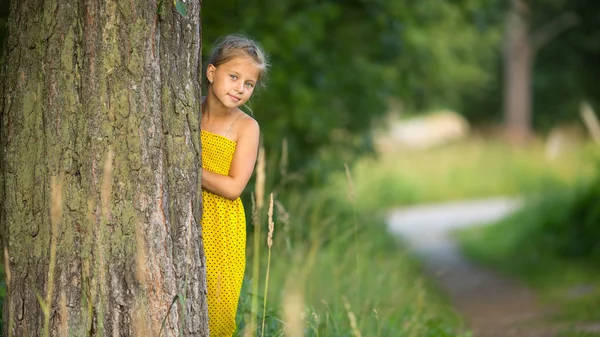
xmin=207 ymin=56 xmax=261 ymax=109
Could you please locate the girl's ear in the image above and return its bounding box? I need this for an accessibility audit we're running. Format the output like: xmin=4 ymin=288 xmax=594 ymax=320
xmin=206 ymin=64 xmax=216 ymax=83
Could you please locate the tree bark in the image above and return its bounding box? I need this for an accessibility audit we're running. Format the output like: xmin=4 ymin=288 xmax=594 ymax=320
xmin=503 ymin=0 xmax=533 ymax=144
xmin=0 ymin=0 xmax=209 ymax=336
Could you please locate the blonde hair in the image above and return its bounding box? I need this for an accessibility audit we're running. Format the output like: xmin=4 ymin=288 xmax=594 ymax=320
xmin=207 ymin=34 xmax=269 ymax=87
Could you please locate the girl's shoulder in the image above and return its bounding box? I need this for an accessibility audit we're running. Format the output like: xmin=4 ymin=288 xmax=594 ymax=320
xmin=236 ymin=109 xmax=259 ymax=130
xmin=233 ymin=110 xmax=260 ymax=142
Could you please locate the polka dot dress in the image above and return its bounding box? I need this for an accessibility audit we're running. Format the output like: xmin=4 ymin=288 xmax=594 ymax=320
xmin=201 ymin=130 xmax=246 ymax=337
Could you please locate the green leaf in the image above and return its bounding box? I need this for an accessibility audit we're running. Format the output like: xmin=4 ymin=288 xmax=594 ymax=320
xmin=157 ymin=0 xmax=164 ymax=15
xmin=175 ymin=1 xmax=187 ymax=17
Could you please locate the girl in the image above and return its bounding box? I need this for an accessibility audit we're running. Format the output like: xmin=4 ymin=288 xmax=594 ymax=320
xmin=200 ymin=34 xmax=268 ymax=336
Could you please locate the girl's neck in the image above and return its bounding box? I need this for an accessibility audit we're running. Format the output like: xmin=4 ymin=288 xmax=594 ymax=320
xmin=203 ymin=92 xmax=234 ymax=119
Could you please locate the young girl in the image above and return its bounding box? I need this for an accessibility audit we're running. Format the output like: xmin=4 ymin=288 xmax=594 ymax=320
xmin=201 ymin=35 xmax=268 ymax=336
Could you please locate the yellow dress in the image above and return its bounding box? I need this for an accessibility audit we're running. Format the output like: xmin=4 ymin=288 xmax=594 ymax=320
xmin=201 ymin=130 xmax=247 ymax=337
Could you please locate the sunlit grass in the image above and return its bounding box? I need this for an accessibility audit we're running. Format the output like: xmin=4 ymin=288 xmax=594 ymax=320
xmin=238 ymin=218 xmax=468 ymax=336
xmin=236 ymin=174 xmax=469 ymax=336
xmin=335 ymin=137 xmax=595 ymax=212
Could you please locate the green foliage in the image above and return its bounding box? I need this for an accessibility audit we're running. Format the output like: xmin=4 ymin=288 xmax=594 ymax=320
xmin=533 ymin=0 xmax=600 ymax=130
xmin=465 ymin=0 xmax=600 ymax=130
xmin=174 ymin=1 xmax=187 ymax=17
xmin=203 ymin=0 xmax=503 ymax=185
xmin=524 ymin=163 xmax=600 ymax=260
xmin=156 ymin=0 xmax=187 ymax=17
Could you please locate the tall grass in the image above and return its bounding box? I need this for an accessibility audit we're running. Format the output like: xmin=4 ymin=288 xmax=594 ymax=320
xmin=261 ymin=193 xmax=275 ymax=337
xmin=236 ymin=159 xmax=469 ymax=336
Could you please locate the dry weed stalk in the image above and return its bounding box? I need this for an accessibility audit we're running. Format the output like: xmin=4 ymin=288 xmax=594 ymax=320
xmin=132 ymin=302 xmax=150 ymax=337
xmin=403 ymin=279 xmax=425 ymax=336
xmin=261 ymin=193 xmax=275 ymax=336
xmin=344 ymin=163 xmax=355 ymax=204
xmin=321 ymin=300 xmax=336 ymax=335
xmin=59 ymin=291 xmax=68 ymax=336
xmin=251 ymin=145 xmax=266 ymax=332
xmin=243 ymin=323 xmax=254 ymax=337
xmin=267 ymin=193 xmax=275 ymax=248
xmin=280 ymin=138 xmax=288 ymax=176
xmin=50 ymin=176 xmax=64 ymax=227
xmin=344 ymin=163 xmax=360 ymax=304
xmin=373 ymin=309 xmax=381 ymax=337
xmin=97 ymin=148 xmax=114 ymax=329
xmin=134 ymin=221 xmax=148 ymax=284
xmin=343 ymin=296 xmax=362 ymax=337
xmin=85 ymin=199 xmax=97 ymax=312
xmin=282 ymin=289 xmax=304 ymax=337
xmin=311 ymin=312 xmax=320 ymax=337
xmin=274 ymin=199 xmax=292 ymax=251
xmin=4 ymin=248 xmax=13 ymax=337
xmin=44 ymin=175 xmax=64 ymax=337
xmin=133 ymin=219 xmax=153 ymax=335
xmin=580 ymin=102 xmax=600 ymax=144
xmin=255 ymin=145 xmax=266 ymax=212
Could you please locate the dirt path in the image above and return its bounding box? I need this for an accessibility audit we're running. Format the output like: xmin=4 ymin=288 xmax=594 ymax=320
xmin=387 ymin=198 xmax=562 ymax=337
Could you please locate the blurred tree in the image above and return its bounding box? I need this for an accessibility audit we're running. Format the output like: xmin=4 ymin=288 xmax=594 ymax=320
xmin=0 ymin=1 xmax=209 ymax=335
xmin=503 ymin=0 xmax=578 ymax=143
xmin=532 ymin=0 xmax=600 ymax=131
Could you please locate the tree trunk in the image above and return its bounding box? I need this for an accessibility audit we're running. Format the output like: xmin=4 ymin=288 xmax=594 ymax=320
xmin=504 ymin=0 xmax=533 ymax=144
xmin=0 ymin=1 xmax=208 ymax=336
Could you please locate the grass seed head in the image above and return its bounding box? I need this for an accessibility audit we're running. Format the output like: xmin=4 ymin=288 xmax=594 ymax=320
xmin=267 ymin=193 xmax=275 ymax=248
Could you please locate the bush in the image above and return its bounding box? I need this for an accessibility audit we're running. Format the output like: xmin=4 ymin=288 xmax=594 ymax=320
xmin=532 ymin=162 xmax=600 ymax=260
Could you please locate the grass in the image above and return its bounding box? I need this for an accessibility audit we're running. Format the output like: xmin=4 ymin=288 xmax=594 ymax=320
xmin=332 ymin=137 xmax=595 ymax=212
xmin=237 ymin=214 xmax=469 ymax=336
xmin=233 ymin=163 xmax=470 ymax=336
xmin=229 ymin=135 xmax=600 ymax=336
xmin=339 ymin=135 xmax=598 ymax=335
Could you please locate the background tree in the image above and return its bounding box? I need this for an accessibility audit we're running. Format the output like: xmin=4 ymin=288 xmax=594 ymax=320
xmin=503 ymin=0 xmax=578 ymax=143
xmin=532 ymin=0 xmax=600 ymax=130
xmin=0 ymin=1 xmax=209 ymax=335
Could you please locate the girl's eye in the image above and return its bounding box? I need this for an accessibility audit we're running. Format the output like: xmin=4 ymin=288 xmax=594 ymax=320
xmin=230 ymin=74 xmax=237 ymax=80
xmin=245 ymin=82 xmax=255 ymax=88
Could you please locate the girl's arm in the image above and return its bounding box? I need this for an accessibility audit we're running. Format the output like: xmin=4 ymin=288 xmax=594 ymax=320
xmin=202 ymin=117 xmax=260 ymax=200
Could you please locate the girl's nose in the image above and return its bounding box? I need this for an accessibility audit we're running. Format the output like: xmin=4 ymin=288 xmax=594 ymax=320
xmin=235 ymin=82 xmax=244 ymax=93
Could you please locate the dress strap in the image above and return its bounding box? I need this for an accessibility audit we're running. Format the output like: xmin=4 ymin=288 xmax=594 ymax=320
xmin=224 ymin=113 xmax=244 ymax=137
